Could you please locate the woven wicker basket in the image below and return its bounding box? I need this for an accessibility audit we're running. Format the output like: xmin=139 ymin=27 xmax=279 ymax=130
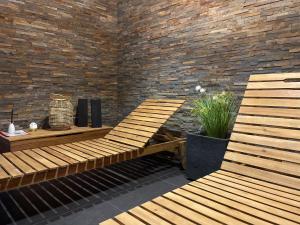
xmin=49 ymin=94 xmax=73 ymax=130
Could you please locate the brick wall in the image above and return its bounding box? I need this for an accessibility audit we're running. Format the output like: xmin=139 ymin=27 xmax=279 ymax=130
xmin=117 ymin=0 xmax=300 ymax=131
xmin=0 ymin=0 xmax=119 ymax=130
xmin=1 ymin=0 xmax=300 ymax=132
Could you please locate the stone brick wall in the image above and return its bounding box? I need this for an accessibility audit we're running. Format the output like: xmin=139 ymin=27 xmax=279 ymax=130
xmin=1 ymin=0 xmax=300 ymax=132
xmin=117 ymin=0 xmax=300 ymax=132
xmin=0 ymin=0 xmax=119 ymax=130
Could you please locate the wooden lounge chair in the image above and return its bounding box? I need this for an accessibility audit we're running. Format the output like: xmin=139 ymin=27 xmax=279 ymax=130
xmin=0 ymin=99 xmax=185 ymax=192
xmin=100 ymin=73 xmax=300 ymax=225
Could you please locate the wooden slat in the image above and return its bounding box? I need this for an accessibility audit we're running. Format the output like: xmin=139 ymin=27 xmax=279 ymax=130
xmin=244 ymin=89 xmax=300 ymax=98
xmin=192 ymin=180 xmax=300 ymax=224
xmin=189 ymin=181 xmax=299 ymax=224
xmin=115 ymin=212 xmax=146 ymax=225
xmin=247 ymin=81 xmax=300 ymax=89
xmin=118 ymin=122 xmax=158 ymax=132
xmin=34 ymin=148 xmax=68 ymax=167
xmin=230 ymin=132 xmax=300 ymax=152
xmin=134 ymin=108 xmax=174 ymax=115
xmin=0 ymin=154 xmax=23 ymax=177
xmin=84 ymin=140 xmax=126 ymax=153
xmin=63 ymin=143 xmax=105 ymax=168
xmin=221 ymin=162 xmax=300 ymax=189
xmin=0 ymin=166 xmax=10 ymax=180
xmin=3 ymin=152 xmax=35 ymax=174
xmin=239 ymin=106 xmax=300 ymax=118
xmin=94 ymin=139 xmax=136 ymax=160
xmin=65 ymin=143 xmax=108 ymax=157
xmin=42 ymin=147 xmax=78 ymax=165
xmin=145 ymin=99 xmax=185 ymax=104
xmin=48 ymin=146 xmax=87 ymax=163
xmin=141 ymin=102 xmax=182 ymax=107
xmin=114 ymin=126 xmax=154 ymax=138
xmin=224 ymin=151 xmax=299 ymax=176
xmin=13 ymin=151 xmax=47 ymax=172
xmin=23 ymin=149 xmax=58 ymax=169
xmin=86 ymin=140 xmax=125 ymax=152
xmin=32 ymin=148 xmax=68 ymax=178
xmin=70 ymin=142 xmax=116 ymax=157
xmin=100 ymin=219 xmax=120 ymax=225
xmin=236 ymin=115 xmax=300 ymax=128
xmin=105 ymin=134 xmax=145 ymax=148
xmin=130 ymin=111 xmax=170 ymax=119
xmin=164 ymin=191 xmax=246 ymax=224
xmin=177 ymin=185 xmax=272 ymax=225
xmin=122 ymin=118 xmax=162 ymax=128
xmin=137 ymin=105 xmax=178 ymax=111
xmin=108 ymin=130 xmax=149 ymax=143
xmin=242 ymin=98 xmax=300 ymax=108
xmin=98 ymin=139 xmax=137 ymax=150
xmin=200 ymin=177 xmax=300 ymax=213
xmin=129 ymin=207 xmax=172 ymax=225
xmin=58 ymin=145 xmax=95 ymax=160
xmin=126 ymin=115 xmax=165 ymax=124
xmin=152 ymin=196 xmax=221 ymax=225
xmin=249 ymin=73 xmax=300 ymax=81
xmin=0 ymin=166 xmax=9 ymax=191
xmin=41 ymin=147 xmax=80 ymax=175
xmin=233 ymin=123 xmax=300 ymax=140
xmin=216 ymin=170 xmax=300 ymax=198
xmin=141 ymin=201 xmax=196 ymax=225
xmin=227 ymin=142 xmax=300 ymax=164
xmin=209 ymin=173 xmax=300 ymax=207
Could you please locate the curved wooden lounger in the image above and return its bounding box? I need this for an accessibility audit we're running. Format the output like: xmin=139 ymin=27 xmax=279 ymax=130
xmin=0 ymin=99 xmax=185 ymax=192
xmin=100 ymin=73 xmax=300 ymax=225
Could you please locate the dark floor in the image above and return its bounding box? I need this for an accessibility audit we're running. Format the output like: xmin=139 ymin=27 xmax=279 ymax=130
xmin=0 ymin=153 xmax=189 ymax=225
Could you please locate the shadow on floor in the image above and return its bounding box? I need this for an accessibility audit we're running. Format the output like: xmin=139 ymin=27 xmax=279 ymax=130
xmin=0 ymin=153 xmax=188 ymax=225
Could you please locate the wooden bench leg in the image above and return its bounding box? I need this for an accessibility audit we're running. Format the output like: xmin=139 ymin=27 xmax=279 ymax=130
xmin=178 ymin=141 xmax=187 ymax=169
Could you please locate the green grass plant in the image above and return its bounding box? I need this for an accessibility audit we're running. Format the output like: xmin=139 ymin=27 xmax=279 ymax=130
xmin=191 ymin=91 xmax=237 ymax=139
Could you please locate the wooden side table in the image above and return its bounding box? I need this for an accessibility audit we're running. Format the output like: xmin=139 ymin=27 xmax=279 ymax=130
xmin=0 ymin=126 xmax=112 ymax=153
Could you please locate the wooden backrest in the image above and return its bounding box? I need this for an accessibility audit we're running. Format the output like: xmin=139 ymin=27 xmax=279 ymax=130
xmin=221 ymin=73 xmax=300 ymax=189
xmin=104 ymin=99 xmax=185 ymax=148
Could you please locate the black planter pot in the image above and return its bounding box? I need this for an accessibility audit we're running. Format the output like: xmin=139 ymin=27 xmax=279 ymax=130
xmin=186 ymin=133 xmax=229 ymax=180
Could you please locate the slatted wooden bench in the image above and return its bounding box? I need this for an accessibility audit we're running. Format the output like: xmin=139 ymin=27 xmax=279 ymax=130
xmin=0 ymin=99 xmax=185 ymax=192
xmin=100 ymin=73 xmax=300 ymax=225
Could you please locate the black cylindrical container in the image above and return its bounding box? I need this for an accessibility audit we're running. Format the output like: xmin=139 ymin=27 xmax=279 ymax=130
xmin=76 ymin=99 xmax=88 ymax=127
xmin=91 ymin=99 xmax=102 ymax=128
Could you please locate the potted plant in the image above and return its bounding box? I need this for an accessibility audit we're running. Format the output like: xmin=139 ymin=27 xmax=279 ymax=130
xmin=186 ymin=85 xmax=237 ymax=180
